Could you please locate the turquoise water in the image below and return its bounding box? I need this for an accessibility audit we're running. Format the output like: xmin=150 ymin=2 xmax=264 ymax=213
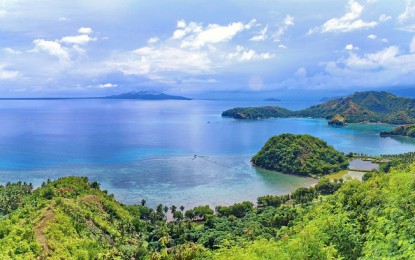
xmin=0 ymin=99 xmax=413 ymax=208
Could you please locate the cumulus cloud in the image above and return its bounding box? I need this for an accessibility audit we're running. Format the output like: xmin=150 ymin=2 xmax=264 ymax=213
xmin=78 ymin=27 xmax=93 ymax=34
xmin=398 ymin=0 xmax=415 ymax=23
xmin=274 ymin=15 xmax=294 ymax=41
xmin=227 ymin=46 xmax=274 ymax=62
xmin=308 ymin=0 xmax=377 ymax=33
xmin=345 ymin=44 xmax=359 ymax=50
xmin=110 ymin=46 xmax=211 ymax=80
xmin=60 ymin=34 xmax=96 ymax=45
xmin=368 ymin=34 xmax=377 ymax=39
xmin=147 ymin=37 xmax=159 ymax=44
xmin=98 ymin=83 xmax=117 ymax=88
xmin=0 ymin=64 xmax=19 ymax=80
xmin=278 ymin=44 xmax=287 ymax=49
xmin=176 ymin=19 xmax=256 ymax=49
xmin=32 ymin=39 xmax=70 ymax=63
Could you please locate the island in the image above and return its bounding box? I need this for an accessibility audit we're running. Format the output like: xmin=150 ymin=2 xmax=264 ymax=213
xmin=251 ymin=134 xmax=349 ymax=176
xmin=222 ymin=91 xmax=415 ymax=125
xmin=103 ymin=91 xmax=192 ymax=100
xmin=263 ymin=98 xmax=281 ymax=102
xmin=380 ymin=124 xmax=415 ymax=138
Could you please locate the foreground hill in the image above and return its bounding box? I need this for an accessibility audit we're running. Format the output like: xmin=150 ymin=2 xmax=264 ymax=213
xmin=380 ymin=124 xmax=415 ymax=138
xmin=222 ymin=91 xmax=415 ymax=124
xmin=252 ymin=134 xmax=349 ymax=176
xmin=2 ymin=152 xmax=415 ymax=259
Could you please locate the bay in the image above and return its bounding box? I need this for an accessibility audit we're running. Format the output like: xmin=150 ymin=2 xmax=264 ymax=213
xmin=0 ymin=99 xmax=413 ymax=208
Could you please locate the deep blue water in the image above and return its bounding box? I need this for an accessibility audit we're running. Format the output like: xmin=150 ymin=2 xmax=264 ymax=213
xmin=0 ymin=99 xmax=414 ymax=208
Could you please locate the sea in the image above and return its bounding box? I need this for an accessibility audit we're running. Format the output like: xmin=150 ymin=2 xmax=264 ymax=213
xmin=0 ymin=99 xmax=414 ymax=209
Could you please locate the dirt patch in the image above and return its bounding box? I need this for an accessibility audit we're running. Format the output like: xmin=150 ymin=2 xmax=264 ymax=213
xmin=35 ymin=208 xmax=55 ymax=257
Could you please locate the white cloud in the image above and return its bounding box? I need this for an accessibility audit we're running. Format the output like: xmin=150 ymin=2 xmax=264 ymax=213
xmin=368 ymin=34 xmax=377 ymax=39
xmin=250 ymin=25 xmax=268 ymax=41
xmin=344 ymin=46 xmax=399 ymax=69
xmin=58 ymin=16 xmax=68 ymax=22
xmin=274 ymin=15 xmax=294 ymax=41
xmin=381 ymin=38 xmax=389 ymax=43
xmin=309 ymin=0 xmax=377 ymax=33
xmin=3 ymin=48 xmax=21 ymax=55
xmin=60 ymin=34 xmax=96 ymax=45
xmin=0 ymin=64 xmax=19 ymax=80
xmin=78 ymin=27 xmax=93 ymax=34
xmin=398 ymin=0 xmax=415 ymax=23
xmin=179 ymin=20 xmax=255 ymax=49
xmin=278 ymin=44 xmax=287 ymax=48
xmin=111 ymin=46 xmax=211 ymax=79
xmin=32 ymin=39 xmax=70 ymax=63
xmin=227 ymin=46 xmax=274 ymax=62
xmin=345 ymin=44 xmax=359 ymax=50
xmin=379 ymin=14 xmax=391 ymax=22
xmin=98 ymin=83 xmax=117 ymax=88
xmin=147 ymin=37 xmax=159 ymax=44
xmin=177 ymin=19 xmax=186 ymax=28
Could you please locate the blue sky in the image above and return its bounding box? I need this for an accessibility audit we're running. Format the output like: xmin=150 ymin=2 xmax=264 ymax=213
xmin=0 ymin=0 xmax=415 ymax=99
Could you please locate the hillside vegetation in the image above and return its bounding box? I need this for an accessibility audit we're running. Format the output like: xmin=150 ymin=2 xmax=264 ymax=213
xmin=222 ymin=91 xmax=415 ymax=124
xmin=380 ymin=124 xmax=415 ymax=138
xmin=1 ymin=152 xmax=415 ymax=259
xmin=252 ymin=134 xmax=349 ymax=176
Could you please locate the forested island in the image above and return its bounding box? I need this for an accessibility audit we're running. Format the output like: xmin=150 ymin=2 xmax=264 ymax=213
xmin=1 ymin=150 xmax=415 ymax=258
xmin=380 ymin=124 xmax=415 ymax=138
xmin=222 ymin=91 xmax=415 ymax=124
xmin=252 ymin=134 xmax=349 ymax=176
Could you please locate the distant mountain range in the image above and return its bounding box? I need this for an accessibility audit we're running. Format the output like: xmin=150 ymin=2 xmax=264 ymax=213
xmin=222 ymin=91 xmax=415 ymax=124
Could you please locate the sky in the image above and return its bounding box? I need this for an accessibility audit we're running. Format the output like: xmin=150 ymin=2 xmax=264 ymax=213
xmin=1 ymin=0 xmax=415 ymax=100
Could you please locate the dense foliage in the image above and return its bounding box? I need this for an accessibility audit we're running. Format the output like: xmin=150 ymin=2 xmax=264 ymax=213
xmin=380 ymin=124 xmax=415 ymax=138
xmin=222 ymin=91 xmax=415 ymax=124
xmin=221 ymin=106 xmax=293 ymax=119
xmin=252 ymin=134 xmax=349 ymax=176
xmin=1 ymin=151 xmax=415 ymax=259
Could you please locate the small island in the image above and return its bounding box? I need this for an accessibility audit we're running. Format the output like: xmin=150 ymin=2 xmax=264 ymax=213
xmin=380 ymin=124 xmax=415 ymax=138
xmin=263 ymin=98 xmax=281 ymax=102
xmin=328 ymin=114 xmax=347 ymax=126
xmin=252 ymin=134 xmax=349 ymax=176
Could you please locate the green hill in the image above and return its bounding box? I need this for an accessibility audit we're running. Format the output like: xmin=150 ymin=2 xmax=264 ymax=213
xmin=3 ymin=153 xmax=415 ymax=259
xmin=221 ymin=106 xmax=293 ymax=119
xmin=222 ymin=91 xmax=415 ymax=124
xmin=251 ymin=134 xmax=349 ymax=176
xmin=380 ymin=124 xmax=415 ymax=138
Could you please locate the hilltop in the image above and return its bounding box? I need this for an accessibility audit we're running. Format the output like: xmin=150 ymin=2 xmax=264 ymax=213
xmin=222 ymin=91 xmax=415 ymax=124
xmin=252 ymin=134 xmax=349 ymax=176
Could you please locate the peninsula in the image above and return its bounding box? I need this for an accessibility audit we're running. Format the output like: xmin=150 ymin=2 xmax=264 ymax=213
xmin=222 ymin=91 xmax=415 ymax=124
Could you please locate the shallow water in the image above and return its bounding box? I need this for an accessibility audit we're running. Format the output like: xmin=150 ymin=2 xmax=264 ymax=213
xmin=0 ymin=99 xmax=413 ymax=208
